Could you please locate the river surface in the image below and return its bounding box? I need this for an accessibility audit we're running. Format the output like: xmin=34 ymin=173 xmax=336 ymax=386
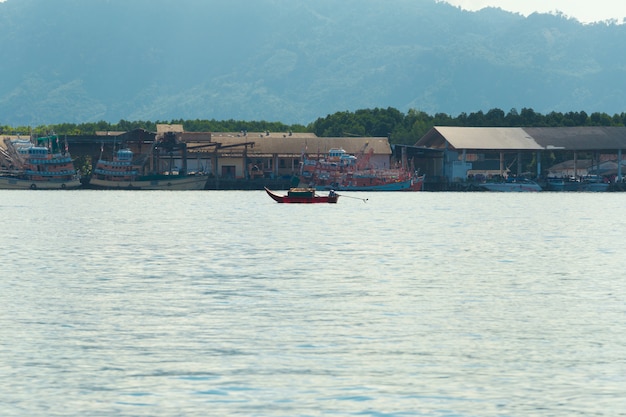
xmin=1 ymin=190 xmax=625 ymax=416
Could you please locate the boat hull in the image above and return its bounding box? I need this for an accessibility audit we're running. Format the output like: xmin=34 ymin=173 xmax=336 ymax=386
xmin=301 ymin=149 xmax=423 ymax=192
xmin=1 ymin=135 xmax=81 ymax=190
xmin=0 ymin=176 xmax=82 ymax=190
xmin=265 ymin=187 xmax=338 ymax=203
xmin=480 ymin=181 xmax=542 ymax=192
xmin=315 ymin=176 xmax=423 ymax=192
xmin=577 ymin=182 xmax=609 ymax=192
xmin=546 ymin=178 xmax=609 ymax=192
xmin=89 ymin=175 xmax=208 ymax=190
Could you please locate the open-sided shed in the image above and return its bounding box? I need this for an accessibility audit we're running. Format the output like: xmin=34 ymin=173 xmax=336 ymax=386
xmin=415 ymin=126 xmax=626 ymax=181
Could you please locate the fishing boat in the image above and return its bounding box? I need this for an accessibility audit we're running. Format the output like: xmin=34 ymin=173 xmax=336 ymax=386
xmin=89 ymin=147 xmax=208 ymax=190
xmin=480 ymin=178 xmax=542 ymax=192
xmin=316 ymin=173 xmax=425 ymax=191
xmin=0 ymin=135 xmax=81 ymax=189
xmin=89 ymin=130 xmax=209 ymax=190
xmin=265 ymin=187 xmax=339 ymax=203
xmin=300 ymin=147 xmax=423 ymax=191
xmin=545 ymin=176 xmax=608 ymax=192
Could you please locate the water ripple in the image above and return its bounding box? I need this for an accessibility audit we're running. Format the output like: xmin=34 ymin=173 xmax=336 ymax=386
xmin=1 ymin=191 xmax=626 ymax=416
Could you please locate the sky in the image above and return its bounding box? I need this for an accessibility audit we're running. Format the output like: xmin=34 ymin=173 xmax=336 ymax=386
xmin=441 ymin=0 xmax=626 ymax=24
xmin=0 ymin=0 xmax=623 ymax=24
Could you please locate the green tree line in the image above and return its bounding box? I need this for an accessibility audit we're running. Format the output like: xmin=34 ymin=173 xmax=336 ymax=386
xmin=2 ymin=107 xmax=625 ymax=144
xmin=309 ymin=108 xmax=626 ymax=144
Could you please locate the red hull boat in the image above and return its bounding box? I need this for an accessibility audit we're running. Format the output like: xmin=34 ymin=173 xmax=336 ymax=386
xmin=265 ymin=187 xmax=339 ymax=204
xmin=300 ymin=147 xmax=424 ymax=192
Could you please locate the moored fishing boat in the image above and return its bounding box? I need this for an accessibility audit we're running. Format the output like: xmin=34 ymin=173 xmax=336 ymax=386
xmin=0 ymin=135 xmax=81 ymax=189
xmin=545 ymin=176 xmax=609 ymax=192
xmin=89 ymin=128 xmax=209 ymax=190
xmin=316 ymin=173 xmax=425 ymax=191
xmin=265 ymin=187 xmax=339 ymax=203
xmin=300 ymin=147 xmax=423 ymax=191
xmin=480 ymin=178 xmax=542 ymax=192
xmin=89 ymin=148 xmax=208 ymax=190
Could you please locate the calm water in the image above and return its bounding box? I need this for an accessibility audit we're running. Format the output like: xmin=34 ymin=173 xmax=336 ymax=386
xmin=1 ymin=190 xmax=625 ymax=416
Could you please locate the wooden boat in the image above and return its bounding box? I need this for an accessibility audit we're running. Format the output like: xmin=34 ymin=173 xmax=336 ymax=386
xmin=265 ymin=187 xmax=339 ymax=203
xmin=89 ymin=147 xmax=208 ymax=190
xmin=300 ymin=147 xmax=423 ymax=192
xmin=316 ymin=173 xmax=425 ymax=191
xmin=0 ymin=135 xmax=81 ymax=189
xmin=88 ymin=130 xmax=210 ymax=190
xmin=545 ymin=177 xmax=607 ymax=192
xmin=480 ymin=178 xmax=542 ymax=192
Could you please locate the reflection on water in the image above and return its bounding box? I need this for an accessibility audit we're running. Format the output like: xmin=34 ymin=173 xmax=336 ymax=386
xmin=1 ymin=191 xmax=625 ymax=416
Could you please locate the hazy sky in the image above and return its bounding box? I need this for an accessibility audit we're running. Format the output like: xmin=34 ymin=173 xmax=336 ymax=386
xmin=442 ymin=0 xmax=626 ymax=23
xmin=0 ymin=0 xmax=623 ymax=24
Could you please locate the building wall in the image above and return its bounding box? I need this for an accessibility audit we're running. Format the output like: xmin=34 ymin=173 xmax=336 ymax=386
xmin=217 ymin=157 xmax=245 ymax=179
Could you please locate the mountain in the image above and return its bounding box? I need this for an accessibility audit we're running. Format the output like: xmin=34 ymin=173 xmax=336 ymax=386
xmin=1 ymin=0 xmax=625 ymax=126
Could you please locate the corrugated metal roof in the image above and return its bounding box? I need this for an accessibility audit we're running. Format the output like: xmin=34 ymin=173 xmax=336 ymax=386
xmin=195 ymin=132 xmax=391 ymax=155
xmin=157 ymin=124 xmax=184 ymax=133
xmin=180 ymin=132 xmax=213 ymax=142
xmin=523 ymin=127 xmax=626 ymax=150
xmin=547 ymin=159 xmax=594 ymax=170
xmin=417 ymin=126 xmax=626 ymax=151
xmin=418 ymin=127 xmax=543 ymax=150
xmin=95 ymin=131 xmax=126 ymax=136
xmin=0 ymin=135 xmax=22 ymax=150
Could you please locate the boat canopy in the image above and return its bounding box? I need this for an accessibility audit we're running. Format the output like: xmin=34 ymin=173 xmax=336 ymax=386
xmin=117 ymin=149 xmax=134 ymax=161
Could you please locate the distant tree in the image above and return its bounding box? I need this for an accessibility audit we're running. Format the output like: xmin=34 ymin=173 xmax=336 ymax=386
xmin=432 ymin=112 xmax=456 ymax=126
xmin=485 ymin=108 xmax=506 ymax=126
xmin=4 ymin=107 xmax=616 ymax=144
xmin=505 ymin=108 xmax=521 ymax=126
xmin=467 ymin=110 xmax=486 ymax=126
xmin=407 ymin=110 xmax=434 ymax=141
xmin=611 ymin=113 xmax=625 ymax=126
xmin=520 ymin=108 xmax=541 ymax=126
xmin=589 ymin=112 xmax=612 ymax=126
xmin=544 ymin=111 xmax=564 ymax=127
xmin=563 ymin=111 xmax=588 ymax=126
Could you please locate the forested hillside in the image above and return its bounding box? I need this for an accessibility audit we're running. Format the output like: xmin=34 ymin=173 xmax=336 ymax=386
xmin=1 ymin=0 xmax=625 ymax=126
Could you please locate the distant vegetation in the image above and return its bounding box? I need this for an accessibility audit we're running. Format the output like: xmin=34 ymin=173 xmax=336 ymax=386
xmin=2 ymin=107 xmax=624 ymax=145
xmin=310 ymin=107 xmax=626 ymax=144
xmin=0 ymin=119 xmax=308 ymax=138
